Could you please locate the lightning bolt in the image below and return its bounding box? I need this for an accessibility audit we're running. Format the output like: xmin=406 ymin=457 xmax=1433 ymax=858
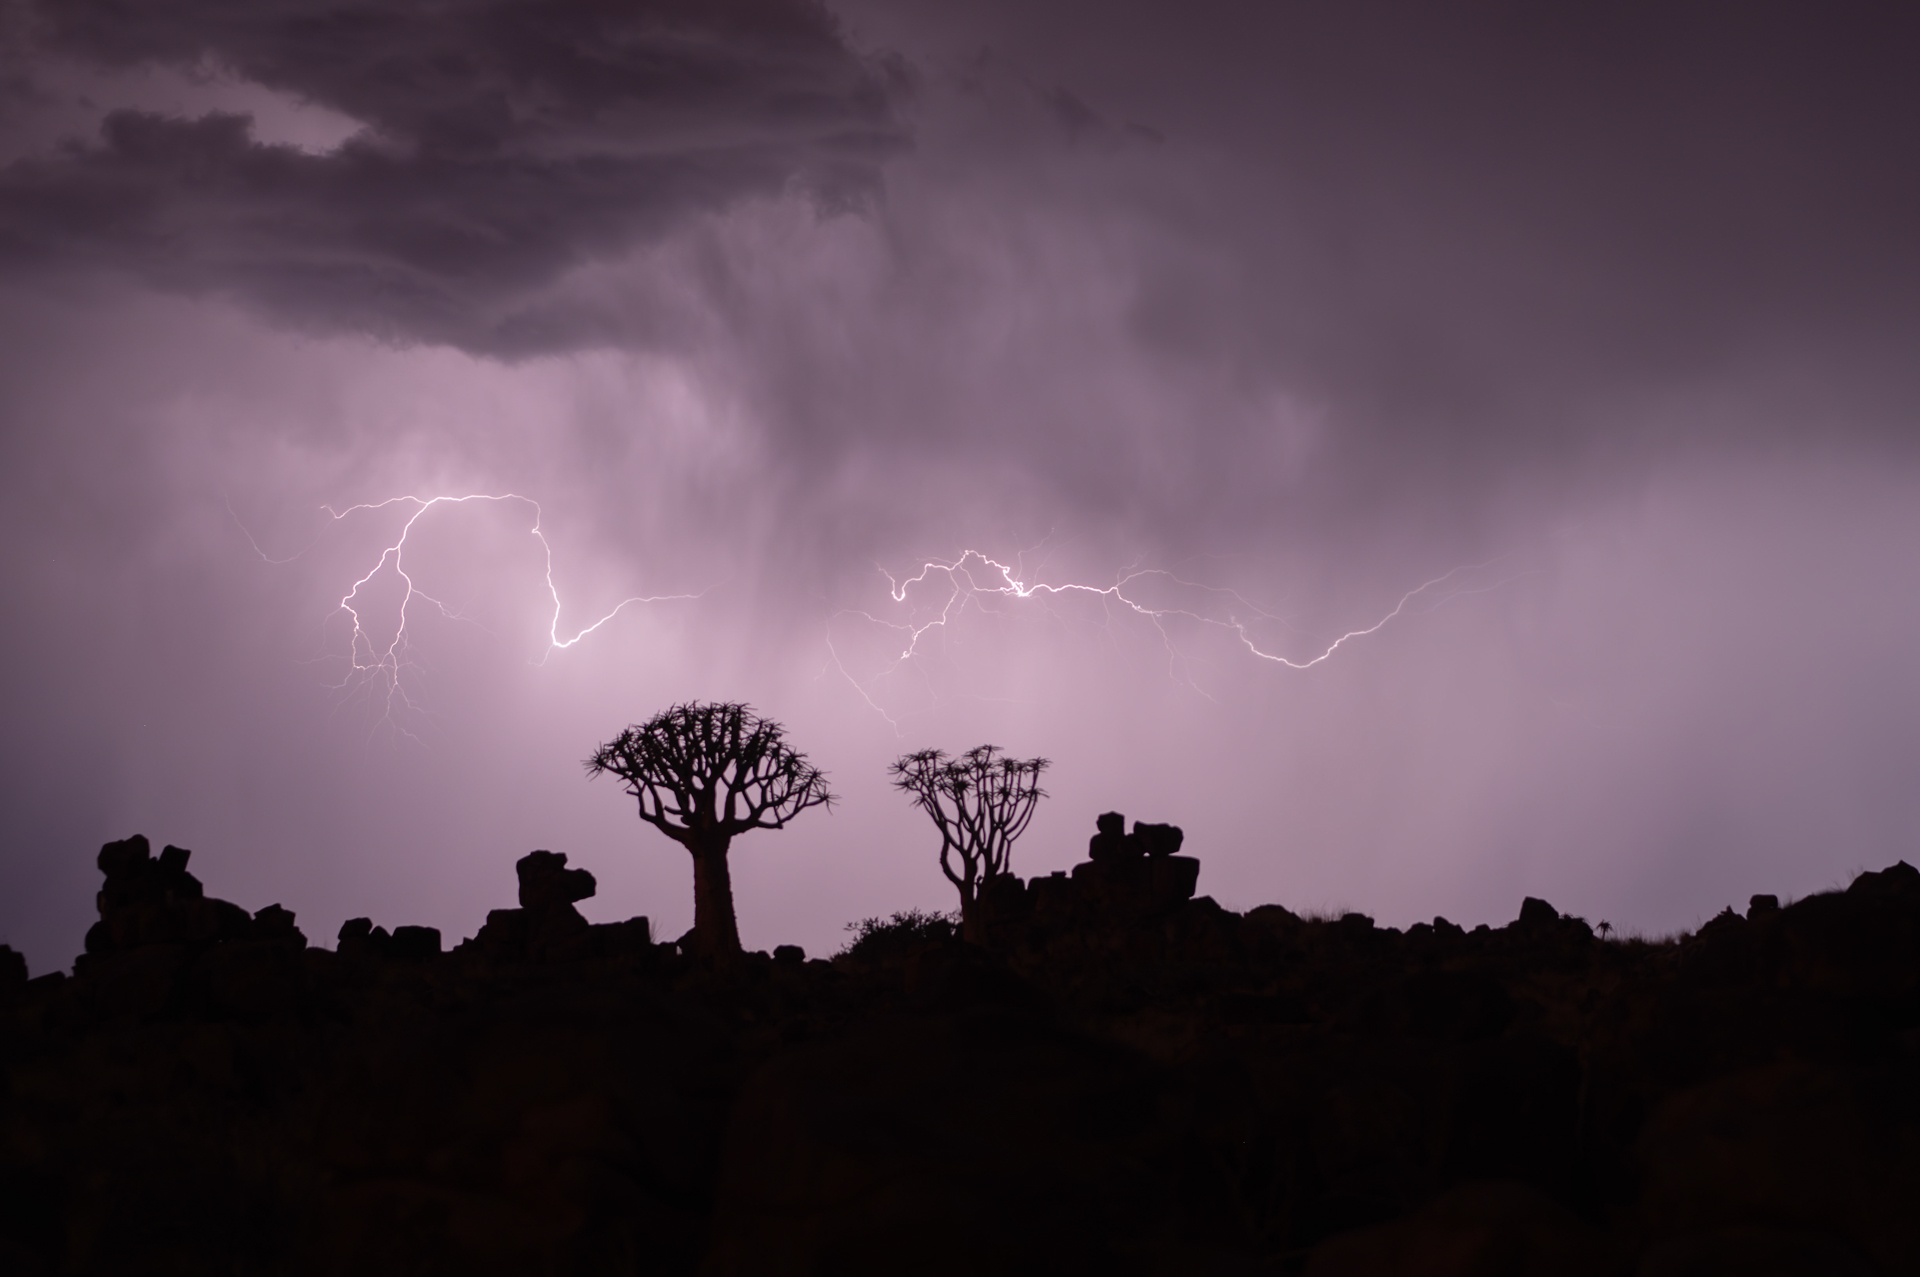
xmin=828 ymin=545 xmax=1527 ymax=727
xmin=241 ymin=492 xmax=703 ymax=736
xmin=238 ymin=492 xmax=1519 ymax=735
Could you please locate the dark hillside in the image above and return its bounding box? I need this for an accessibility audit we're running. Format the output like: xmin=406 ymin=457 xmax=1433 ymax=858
xmin=3 ymin=826 xmax=1917 ymax=1274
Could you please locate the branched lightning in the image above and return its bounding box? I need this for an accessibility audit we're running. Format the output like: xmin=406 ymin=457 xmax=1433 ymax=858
xmin=242 ymin=492 xmax=702 ymax=734
xmin=828 ymin=545 xmax=1526 ymax=727
xmin=238 ymin=489 xmax=1520 ymax=736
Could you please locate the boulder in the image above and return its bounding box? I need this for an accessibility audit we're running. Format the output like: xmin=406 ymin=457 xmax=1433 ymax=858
xmin=85 ymin=836 xmax=252 ymax=955
xmin=1086 ymin=813 xmax=1185 ymax=861
xmin=465 ymin=852 xmax=605 ymax=962
xmin=1845 ymin=860 xmax=1920 ymax=899
xmin=335 ymin=920 xmax=438 ymax=962
xmin=1070 ymin=856 xmax=1197 ymax=922
xmin=390 ymin=925 xmax=442 ymax=961
xmin=1064 ymin=813 xmax=1201 ymax=924
xmin=516 ymin=850 xmax=597 ymax=911
xmin=1130 ymin=821 xmax=1184 ymax=858
xmin=250 ymin=903 xmax=307 ymax=949
xmin=1087 ymin=810 xmax=1136 ymax=862
xmin=336 ymin=917 xmax=389 ymax=960
xmin=1516 ymin=897 xmax=1559 ymax=930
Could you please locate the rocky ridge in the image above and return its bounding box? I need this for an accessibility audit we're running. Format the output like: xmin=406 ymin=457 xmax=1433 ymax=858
xmin=2 ymin=820 xmax=1918 ymax=1274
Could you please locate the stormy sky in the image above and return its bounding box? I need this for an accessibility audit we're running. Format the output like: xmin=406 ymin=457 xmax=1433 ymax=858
xmin=2 ymin=0 xmax=1917 ymax=972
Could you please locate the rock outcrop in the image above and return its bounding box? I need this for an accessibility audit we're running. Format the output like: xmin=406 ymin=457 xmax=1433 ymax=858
xmin=464 ymin=848 xmax=653 ymax=963
xmin=3 ymin=831 xmax=1918 ymax=1275
xmin=976 ymin=812 xmax=1201 ymax=943
xmin=83 ymin=834 xmax=259 ymax=955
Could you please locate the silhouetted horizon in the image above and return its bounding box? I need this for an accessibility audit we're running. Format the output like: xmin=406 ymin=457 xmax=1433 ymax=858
xmin=6 ymin=821 xmax=1917 ymax=1270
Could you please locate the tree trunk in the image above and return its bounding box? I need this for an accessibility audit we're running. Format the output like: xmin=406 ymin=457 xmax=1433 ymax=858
xmin=688 ymin=833 xmax=741 ymax=958
xmin=959 ymin=887 xmax=981 ymax=945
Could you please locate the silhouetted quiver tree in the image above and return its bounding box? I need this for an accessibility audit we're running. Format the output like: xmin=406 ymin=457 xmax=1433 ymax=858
xmin=587 ymin=702 xmax=832 ymax=959
xmin=890 ymin=745 xmax=1048 ymax=942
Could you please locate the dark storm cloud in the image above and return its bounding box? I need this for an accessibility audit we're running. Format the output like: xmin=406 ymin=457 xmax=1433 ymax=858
xmin=680 ymin=0 xmax=1920 ymax=558
xmin=1174 ymin=2 xmax=1920 ymax=444
xmin=0 ymin=0 xmax=906 ymax=351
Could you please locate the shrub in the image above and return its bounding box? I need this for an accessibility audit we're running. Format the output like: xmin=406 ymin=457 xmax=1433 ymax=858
xmin=836 ymin=908 xmax=960 ymax=962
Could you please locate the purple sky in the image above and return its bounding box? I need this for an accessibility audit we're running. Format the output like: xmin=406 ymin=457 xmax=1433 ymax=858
xmin=3 ymin=1 xmax=1918 ymax=974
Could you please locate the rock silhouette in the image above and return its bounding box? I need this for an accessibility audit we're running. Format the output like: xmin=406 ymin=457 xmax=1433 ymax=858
xmin=2 ymin=828 xmax=1918 ymax=1274
xmin=1085 ymin=811 xmax=1184 ymax=862
xmin=84 ymin=833 xmax=253 ymax=954
xmin=466 ymin=848 xmax=652 ymax=964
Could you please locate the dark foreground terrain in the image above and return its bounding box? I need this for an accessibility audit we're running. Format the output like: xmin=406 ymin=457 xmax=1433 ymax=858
xmin=3 ymin=826 xmax=1918 ymax=1276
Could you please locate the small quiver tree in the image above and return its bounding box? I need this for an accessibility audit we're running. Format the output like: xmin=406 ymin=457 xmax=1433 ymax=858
xmin=890 ymin=745 xmax=1048 ymax=943
xmin=587 ymin=702 xmax=833 ymax=960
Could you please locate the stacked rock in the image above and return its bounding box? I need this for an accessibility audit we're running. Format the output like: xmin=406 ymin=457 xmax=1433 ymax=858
xmin=1069 ymin=813 xmax=1199 ymax=923
xmin=977 ymin=812 xmax=1202 ymax=943
xmin=84 ymin=834 xmax=287 ymax=956
xmin=1086 ymin=812 xmax=1186 ymax=861
xmin=468 ymin=849 xmax=614 ymax=962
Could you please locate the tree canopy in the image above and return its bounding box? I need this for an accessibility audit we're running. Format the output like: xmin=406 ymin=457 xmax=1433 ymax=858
xmin=587 ymin=701 xmax=832 ymax=957
xmin=891 ymin=745 xmax=1048 ymax=940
